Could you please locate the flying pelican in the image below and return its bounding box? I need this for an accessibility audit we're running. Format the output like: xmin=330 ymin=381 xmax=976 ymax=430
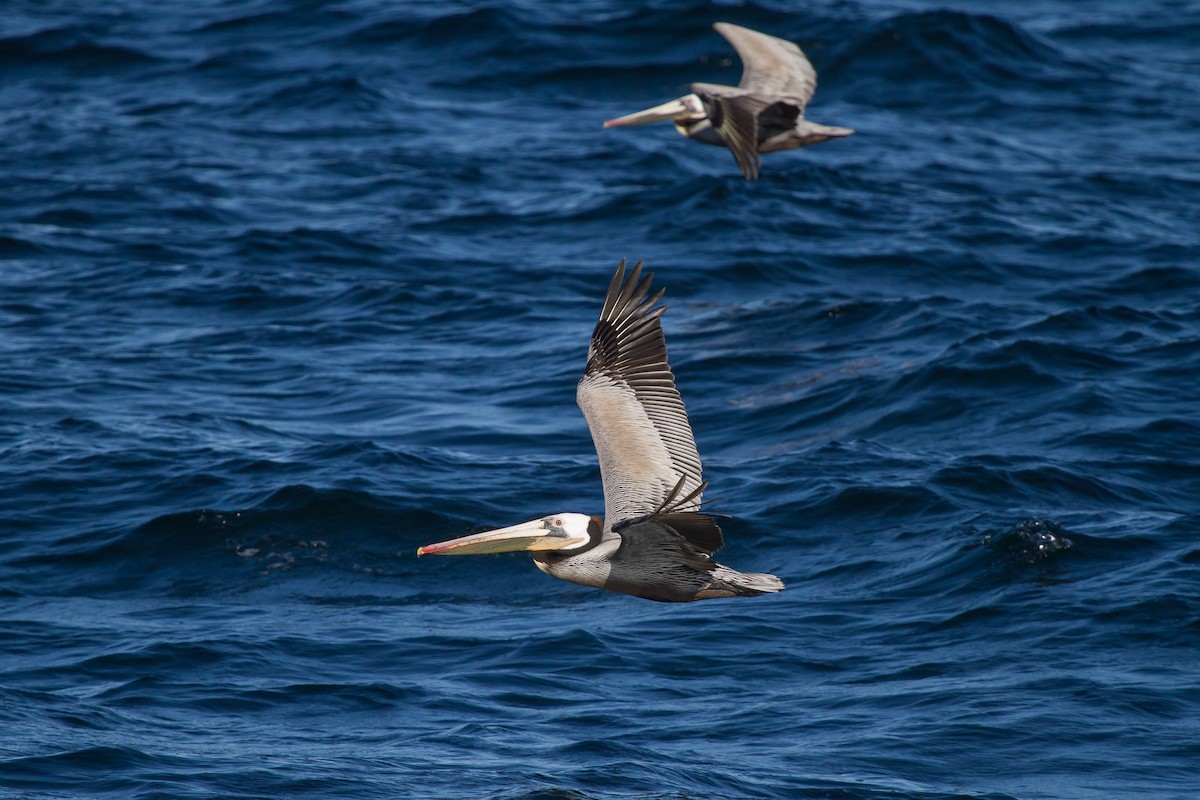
xmin=417 ymin=260 xmax=784 ymax=602
xmin=604 ymin=22 xmax=853 ymax=180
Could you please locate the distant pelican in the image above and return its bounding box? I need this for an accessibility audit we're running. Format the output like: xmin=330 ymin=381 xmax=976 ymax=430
xmin=604 ymin=22 xmax=853 ymax=179
xmin=417 ymin=260 xmax=784 ymax=602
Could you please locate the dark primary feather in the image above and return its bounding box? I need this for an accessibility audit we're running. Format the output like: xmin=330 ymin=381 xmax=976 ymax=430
xmin=616 ymin=511 xmax=725 ymax=556
xmin=652 ymin=474 xmax=707 ymax=515
xmin=693 ymin=85 xmax=771 ymax=180
xmin=577 ymin=260 xmax=704 ymax=526
xmin=603 ymin=518 xmax=722 ymax=601
xmin=612 ymin=474 xmax=726 ymax=555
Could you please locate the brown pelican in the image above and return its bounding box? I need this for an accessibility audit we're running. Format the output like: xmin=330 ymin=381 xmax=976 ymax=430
xmin=417 ymin=260 xmax=784 ymax=602
xmin=604 ymin=22 xmax=853 ymax=180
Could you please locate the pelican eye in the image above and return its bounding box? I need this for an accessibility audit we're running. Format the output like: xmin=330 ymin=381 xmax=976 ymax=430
xmin=553 ymin=518 xmax=564 ymax=527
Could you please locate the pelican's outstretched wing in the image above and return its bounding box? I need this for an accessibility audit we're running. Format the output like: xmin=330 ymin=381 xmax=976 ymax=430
xmin=715 ymin=22 xmax=817 ymax=107
xmin=577 ymin=260 xmax=704 ymax=527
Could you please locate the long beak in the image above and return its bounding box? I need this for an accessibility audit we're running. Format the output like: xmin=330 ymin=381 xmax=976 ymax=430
xmin=604 ymin=98 xmax=692 ymax=128
xmin=416 ymin=519 xmax=584 ymax=557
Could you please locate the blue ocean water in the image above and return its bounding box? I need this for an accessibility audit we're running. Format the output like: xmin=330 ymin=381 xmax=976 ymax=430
xmin=2 ymin=0 xmax=1198 ymax=797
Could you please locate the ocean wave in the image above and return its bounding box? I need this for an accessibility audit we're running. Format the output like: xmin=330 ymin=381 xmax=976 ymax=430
xmin=978 ymin=517 xmax=1073 ymax=564
xmin=3 ymin=484 xmax=468 ymax=598
xmin=831 ymin=10 xmax=1104 ymax=106
xmin=0 ymin=235 xmax=46 ymax=259
xmin=0 ymin=744 xmax=182 ymax=778
xmin=0 ymin=27 xmax=163 ymax=71
xmin=336 ymin=2 xmax=852 ymax=94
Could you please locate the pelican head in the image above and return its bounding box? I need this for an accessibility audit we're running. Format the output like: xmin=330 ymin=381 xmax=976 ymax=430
xmin=417 ymin=513 xmax=598 ymax=557
xmin=604 ymin=93 xmax=706 ymax=129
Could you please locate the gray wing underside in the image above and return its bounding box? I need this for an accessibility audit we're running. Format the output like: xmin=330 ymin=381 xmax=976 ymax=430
xmin=714 ymin=21 xmax=817 ymax=106
xmin=577 ymin=260 xmax=704 ymax=527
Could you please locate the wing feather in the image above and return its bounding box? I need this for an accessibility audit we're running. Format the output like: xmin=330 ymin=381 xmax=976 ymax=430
xmin=690 ymin=85 xmax=770 ymax=180
xmin=714 ymin=21 xmax=817 ymax=106
xmin=577 ymin=259 xmax=704 ymax=527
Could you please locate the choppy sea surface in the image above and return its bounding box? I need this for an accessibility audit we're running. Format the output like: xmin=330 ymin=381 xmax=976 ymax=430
xmin=2 ymin=1 xmax=1198 ymax=798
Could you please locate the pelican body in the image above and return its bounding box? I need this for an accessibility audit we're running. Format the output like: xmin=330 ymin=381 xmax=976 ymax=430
xmin=604 ymin=22 xmax=853 ymax=179
xmin=417 ymin=261 xmax=784 ymax=603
